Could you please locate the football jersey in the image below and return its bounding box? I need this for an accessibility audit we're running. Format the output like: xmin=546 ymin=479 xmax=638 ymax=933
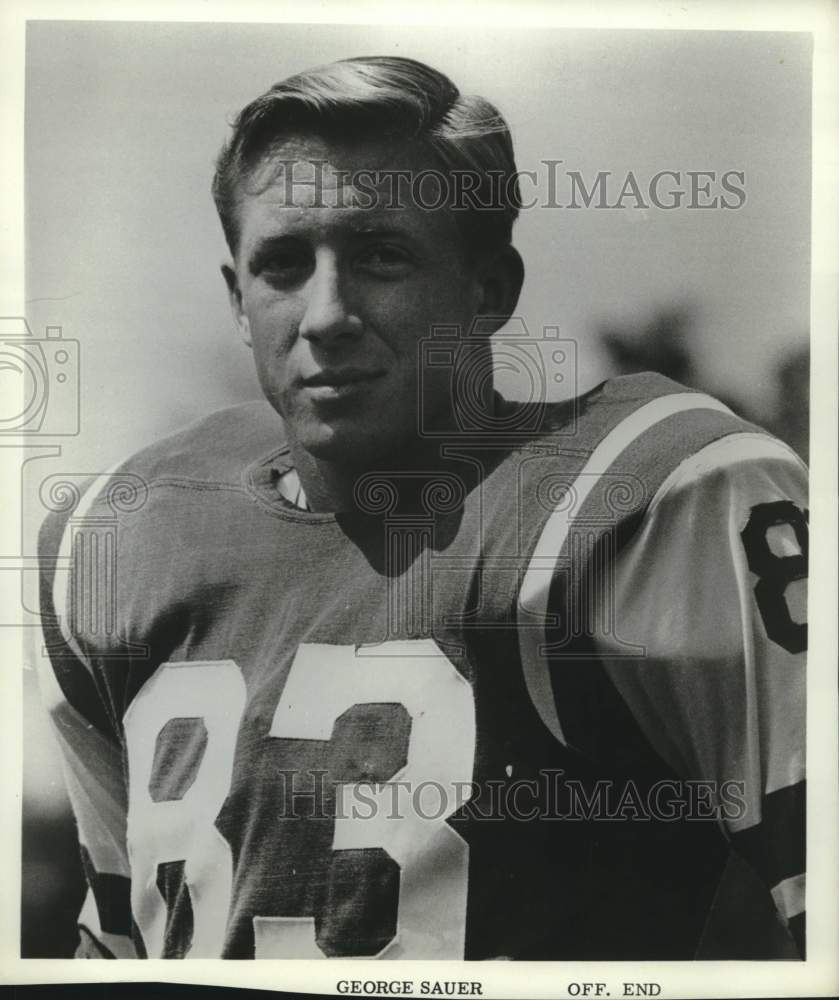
xmin=36 ymin=372 xmax=807 ymax=960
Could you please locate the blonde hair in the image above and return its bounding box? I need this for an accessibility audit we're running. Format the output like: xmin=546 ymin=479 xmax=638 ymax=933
xmin=212 ymin=55 xmax=521 ymax=259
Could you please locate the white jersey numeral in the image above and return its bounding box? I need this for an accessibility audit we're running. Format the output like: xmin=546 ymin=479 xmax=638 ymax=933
xmin=124 ymin=659 xmax=246 ymax=957
xmin=123 ymin=641 xmax=475 ymax=959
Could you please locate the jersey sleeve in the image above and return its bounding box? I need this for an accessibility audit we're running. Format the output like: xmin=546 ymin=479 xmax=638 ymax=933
xmin=36 ymin=501 xmax=138 ymax=959
xmin=594 ymin=432 xmax=807 ymax=954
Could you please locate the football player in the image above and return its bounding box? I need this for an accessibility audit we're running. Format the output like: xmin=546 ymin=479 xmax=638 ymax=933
xmin=37 ymin=56 xmax=807 ymax=960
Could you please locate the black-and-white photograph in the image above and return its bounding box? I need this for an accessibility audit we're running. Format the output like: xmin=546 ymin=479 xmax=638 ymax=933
xmin=6 ymin=6 xmax=837 ymax=997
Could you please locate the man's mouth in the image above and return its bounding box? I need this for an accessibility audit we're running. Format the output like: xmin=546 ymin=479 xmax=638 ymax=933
xmin=300 ymin=367 xmax=387 ymax=399
xmin=302 ymin=367 xmax=386 ymax=387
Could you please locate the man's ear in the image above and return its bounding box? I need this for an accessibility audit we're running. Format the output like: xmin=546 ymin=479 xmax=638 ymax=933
xmin=475 ymin=245 xmax=525 ymax=334
xmin=221 ymin=262 xmax=252 ymax=347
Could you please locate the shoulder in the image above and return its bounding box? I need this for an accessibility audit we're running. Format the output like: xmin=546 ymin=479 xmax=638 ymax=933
xmin=491 ymin=373 xmax=807 ymax=577
xmin=569 ymin=370 xmax=754 ymax=439
xmin=590 ymin=376 xmax=808 ymax=544
xmin=100 ymin=400 xmax=286 ymax=490
xmin=503 ymin=371 xmax=774 ymax=505
xmin=638 ymin=431 xmax=808 ymax=584
xmin=38 ymin=401 xmax=286 ymax=556
xmin=503 ymin=371 xmax=756 ymax=455
xmin=607 ymin=429 xmax=808 ymax=660
xmin=648 ymin=431 xmax=807 ymax=513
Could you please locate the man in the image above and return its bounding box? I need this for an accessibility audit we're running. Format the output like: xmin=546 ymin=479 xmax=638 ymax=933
xmin=37 ymin=56 xmax=807 ymax=960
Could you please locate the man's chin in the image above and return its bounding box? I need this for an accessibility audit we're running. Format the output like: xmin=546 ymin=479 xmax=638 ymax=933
xmin=294 ymin=421 xmax=402 ymax=467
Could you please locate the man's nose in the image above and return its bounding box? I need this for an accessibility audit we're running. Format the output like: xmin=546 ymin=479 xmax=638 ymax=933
xmin=298 ymin=256 xmax=363 ymax=346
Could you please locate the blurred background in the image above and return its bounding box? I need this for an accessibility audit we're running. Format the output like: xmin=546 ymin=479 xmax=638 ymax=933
xmin=22 ymin=22 xmax=811 ymax=955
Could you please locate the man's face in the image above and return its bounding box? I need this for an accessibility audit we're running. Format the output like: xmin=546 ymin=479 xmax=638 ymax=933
xmin=225 ymin=135 xmax=486 ymax=467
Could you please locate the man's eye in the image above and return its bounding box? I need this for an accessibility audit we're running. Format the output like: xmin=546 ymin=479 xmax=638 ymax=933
xmin=259 ymin=255 xmax=310 ymax=286
xmin=356 ymin=245 xmax=413 ymax=273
